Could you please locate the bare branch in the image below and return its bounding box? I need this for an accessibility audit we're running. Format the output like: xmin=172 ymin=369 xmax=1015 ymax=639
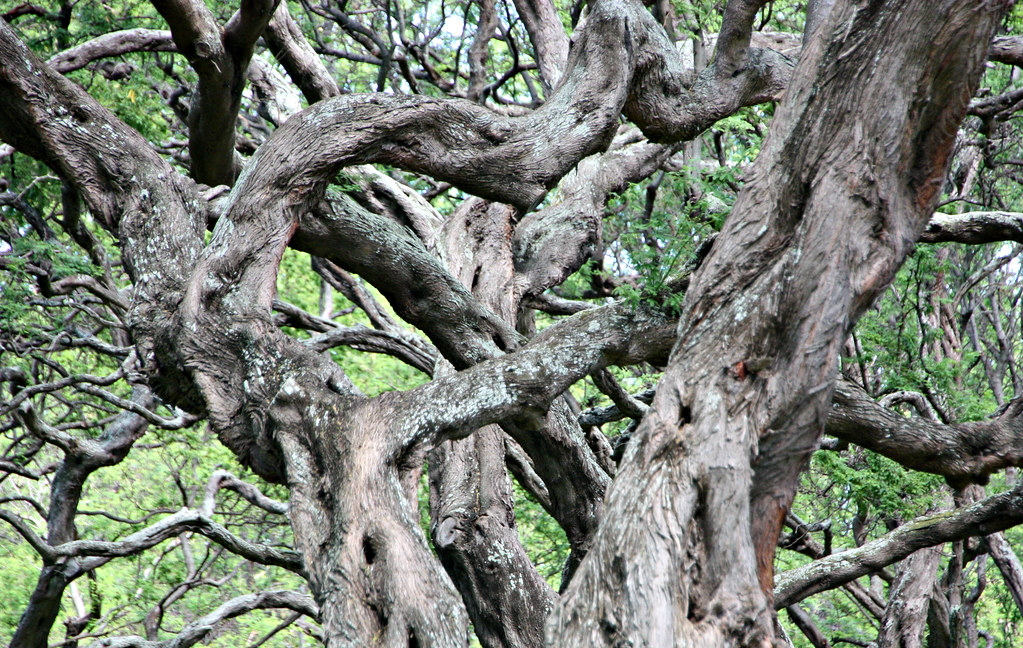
xmin=202 ymin=469 xmax=288 ymax=517
xmin=264 ymin=2 xmax=339 ymax=103
xmin=827 ymin=380 xmax=1023 ymax=484
xmin=986 ymin=532 xmax=1023 ymax=615
xmin=83 ymin=591 xmax=318 ymax=648
xmin=57 ymin=507 xmax=303 ymax=574
xmin=714 ymin=0 xmax=772 ymax=75
xmin=774 ymin=483 xmax=1023 ymax=608
xmin=0 ymin=508 xmax=57 ymax=561
xmin=15 ymin=401 xmax=104 ymax=457
xmin=224 ymin=0 xmax=278 ymax=56
xmin=521 ymin=292 xmax=596 ymax=315
xmin=47 ymin=29 xmax=175 ymax=73
xmin=590 ymin=370 xmax=649 ymax=421
xmin=990 ymin=35 xmax=1023 ymax=66
xmin=74 ymin=384 xmax=199 ymax=430
xmin=304 ymin=326 xmax=437 ymax=375
xmin=511 ymin=0 xmax=570 ymax=90
xmin=395 ymin=301 xmax=675 ymax=453
xmin=920 ymin=211 xmax=1023 ymax=245
xmin=578 ymin=389 xmax=655 ymax=427
xmin=0 ymin=459 xmax=42 ymax=480
xmin=150 ymin=0 xmax=280 ymax=184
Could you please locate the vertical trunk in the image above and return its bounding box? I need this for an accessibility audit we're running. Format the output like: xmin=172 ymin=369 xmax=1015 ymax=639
xmin=879 ymin=545 xmax=943 ymax=648
xmin=430 ymin=199 xmax=557 ymax=648
xmin=927 ymin=487 xmax=988 ymax=648
xmin=430 ymin=427 xmax=556 ymax=648
xmin=548 ymin=1 xmax=1005 ymax=645
xmin=275 ymin=400 xmax=470 ymax=648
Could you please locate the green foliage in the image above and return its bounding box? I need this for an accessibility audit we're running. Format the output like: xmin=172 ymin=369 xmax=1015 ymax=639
xmin=512 ymin=481 xmax=569 ymax=590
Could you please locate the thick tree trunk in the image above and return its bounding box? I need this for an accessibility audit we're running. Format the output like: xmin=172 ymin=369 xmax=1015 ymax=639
xmin=429 ymin=199 xmax=556 ymax=648
xmin=879 ymin=545 xmax=943 ymax=647
xmin=548 ymin=1 xmax=1006 ymax=645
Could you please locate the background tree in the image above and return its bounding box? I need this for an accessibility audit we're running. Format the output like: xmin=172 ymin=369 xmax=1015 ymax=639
xmin=3 ymin=0 xmax=1023 ymax=647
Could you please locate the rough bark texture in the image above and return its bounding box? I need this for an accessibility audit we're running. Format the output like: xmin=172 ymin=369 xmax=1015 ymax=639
xmin=548 ymin=1 xmax=1006 ymax=645
xmin=828 ymin=381 xmax=1023 ymax=485
xmin=0 ymin=0 xmax=1014 ymax=645
xmin=878 ymin=543 xmax=944 ymax=647
xmin=429 ymin=199 xmax=555 ymax=648
xmin=775 ymin=483 xmax=1023 ymax=609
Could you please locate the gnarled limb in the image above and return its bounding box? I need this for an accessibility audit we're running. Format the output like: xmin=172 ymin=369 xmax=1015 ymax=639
xmin=828 ymin=381 xmax=1023 ymax=485
xmin=83 ymin=591 xmax=318 ymax=648
xmin=775 ymin=483 xmax=1023 ymax=609
xmin=549 ymin=1 xmax=1005 ymax=645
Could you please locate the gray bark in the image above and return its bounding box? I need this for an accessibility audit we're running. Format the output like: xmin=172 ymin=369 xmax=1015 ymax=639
xmin=549 ymin=1 xmax=1006 ymax=645
xmin=0 ymin=0 xmax=1014 ymax=646
xmin=878 ymin=544 xmax=944 ymax=647
xmin=986 ymin=532 xmax=1023 ymax=615
xmin=775 ymin=483 xmax=1023 ymax=609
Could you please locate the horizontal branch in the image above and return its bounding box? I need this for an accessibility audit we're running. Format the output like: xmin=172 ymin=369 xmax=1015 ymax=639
xmin=521 ymin=292 xmax=597 ymax=315
xmin=47 ymin=29 xmax=175 ymax=73
xmin=578 ymin=388 xmax=656 ymax=427
xmin=990 ymin=35 xmax=1023 ymax=67
xmin=774 ymin=482 xmax=1023 ymax=608
xmin=304 ymin=325 xmax=437 ymax=375
xmin=920 ymin=211 xmax=1023 ymax=244
xmin=826 ymin=380 xmax=1023 ymax=484
xmin=83 ymin=590 xmax=317 ymax=648
xmin=395 ymin=301 xmax=675 ymax=453
xmin=55 ymin=507 xmax=303 ymax=574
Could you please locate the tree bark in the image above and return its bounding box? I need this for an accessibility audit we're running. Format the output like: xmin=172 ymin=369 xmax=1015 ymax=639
xmin=549 ymin=1 xmax=1006 ymax=645
xmin=986 ymin=532 xmax=1023 ymax=615
xmin=878 ymin=544 xmax=943 ymax=647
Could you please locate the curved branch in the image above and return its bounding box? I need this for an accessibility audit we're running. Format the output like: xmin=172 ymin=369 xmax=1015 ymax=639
xmin=202 ymin=469 xmax=288 ymax=517
xmin=83 ymin=591 xmax=318 ymax=648
xmin=264 ymin=2 xmax=339 ymax=103
xmin=57 ymin=508 xmax=303 ymax=574
xmin=827 ymin=381 xmax=1023 ymax=484
xmin=774 ymin=483 xmax=1023 ymax=608
xmin=0 ymin=508 xmax=57 ymax=562
xmin=304 ymin=325 xmax=437 ymax=375
xmin=47 ymin=29 xmax=175 ymax=73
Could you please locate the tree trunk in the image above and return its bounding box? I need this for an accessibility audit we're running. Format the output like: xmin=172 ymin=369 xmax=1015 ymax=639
xmin=879 ymin=545 xmax=943 ymax=648
xmin=548 ymin=1 xmax=1007 ymax=645
xmin=429 ymin=199 xmax=556 ymax=648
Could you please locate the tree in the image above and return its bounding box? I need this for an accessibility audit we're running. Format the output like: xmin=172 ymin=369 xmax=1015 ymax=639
xmin=2 ymin=0 xmax=1023 ymax=646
